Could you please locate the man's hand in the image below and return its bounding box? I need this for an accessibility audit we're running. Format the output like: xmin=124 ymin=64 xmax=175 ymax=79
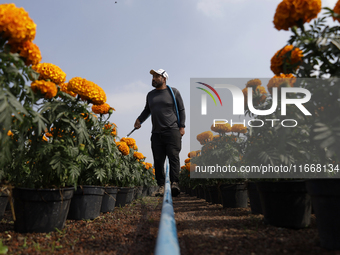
xmin=179 ymin=127 xmax=185 ymax=136
xmin=134 ymin=119 xmax=141 ymax=129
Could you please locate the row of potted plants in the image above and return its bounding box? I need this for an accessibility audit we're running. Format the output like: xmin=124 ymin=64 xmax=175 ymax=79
xmin=0 ymin=3 xmax=157 ymax=233
xmin=181 ymin=0 xmax=340 ymax=250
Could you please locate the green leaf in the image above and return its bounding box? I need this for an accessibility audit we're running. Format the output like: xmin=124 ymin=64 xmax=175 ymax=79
xmin=0 ymin=100 xmax=8 ymax=113
xmin=331 ymin=39 xmax=340 ymax=50
xmin=0 ymin=240 xmax=8 ymax=254
xmin=314 ymin=130 xmax=332 ymax=140
xmin=6 ymin=65 xmax=19 ymax=74
xmin=320 ymin=136 xmax=335 ymax=148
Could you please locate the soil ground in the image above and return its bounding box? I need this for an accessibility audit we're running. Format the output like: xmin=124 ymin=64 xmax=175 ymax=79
xmin=0 ymin=192 xmax=339 ymax=255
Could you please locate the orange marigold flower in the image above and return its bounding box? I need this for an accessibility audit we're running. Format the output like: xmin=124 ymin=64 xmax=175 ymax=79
xmin=80 ymin=80 xmax=107 ymax=105
xmin=67 ymin=77 xmax=84 ymax=94
xmin=8 ymin=40 xmax=41 ymax=66
xmin=104 ymin=123 xmax=116 ymax=136
xmin=273 ymin=0 xmax=321 ymax=31
xmin=116 ymin=141 xmax=129 ymax=155
xmin=213 ymin=134 xmax=220 ymax=140
xmin=7 ymin=130 xmax=13 ymax=137
xmin=185 ymin=162 xmax=196 ymax=172
xmin=111 ymin=128 xmax=117 ymax=137
xmin=142 ymin=162 xmax=152 ymax=170
xmin=184 ymin=158 xmax=190 ymax=163
xmin=60 ymin=82 xmax=77 ymax=97
xmin=42 ymin=136 xmax=48 ymax=142
xmin=104 ymin=123 xmax=112 ymax=129
xmin=267 ymin=73 xmax=296 ymax=94
xmin=211 ymin=122 xmax=231 ymax=134
xmin=0 ymin=4 xmax=36 ymax=43
xmin=201 ymin=142 xmax=216 ymax=154
xmin=244 ymin=85 xmax=267 ymax=105
xmin=32 ymin=63 xmax=66 ymax=84
xmin=92 ymin=103 xmax=111 ymax=114
xmin=68 ymin=77 xmax=107 ymax=105
xmin=188 ymin=150 xmax=199 ymax=158
xmin=334 ymin=0 xmax=340 ymax=22
xmin=196 ymin=131 xmax=213 ymax=145
xmin=270 ymin=45 xmax=303 ymax=75
xmin=133 ymin=151 xmax=145 ymax=160
xmin=246 ymin=79 xmax=262 ymax=88
xmin=231 ymin=124 xmax=247 ymax=134
xmin=120 ymin=137 xmax=136 ymax=147
xmin=45 ymin=132 xmax=53 ymax=137
xmin=256 ymin=85 xmax=267 ymax=95
xmin=80 ymin=113 xmax=89 ymax=120
xmin=31 ymin=80 xmax=57 ymax=99
xmin=256 ymin=86 xmax=267 ymax=103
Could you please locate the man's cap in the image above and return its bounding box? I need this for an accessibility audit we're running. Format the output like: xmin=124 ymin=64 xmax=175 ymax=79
xmin=150 ymin=69 xmax=169 ymax=81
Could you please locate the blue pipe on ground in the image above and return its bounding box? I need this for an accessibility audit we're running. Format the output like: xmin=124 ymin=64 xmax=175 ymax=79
xmin=154 ymin=158 xmax=180 ymax=255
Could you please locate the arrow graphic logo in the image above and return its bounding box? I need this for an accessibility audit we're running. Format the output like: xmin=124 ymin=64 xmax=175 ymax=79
xmin=196 ymin=82 xmax=223 ymax=106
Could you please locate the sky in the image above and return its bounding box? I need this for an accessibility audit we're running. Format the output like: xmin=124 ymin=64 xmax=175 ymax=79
xmin=7 ymin=0 xmax=339 ymax=166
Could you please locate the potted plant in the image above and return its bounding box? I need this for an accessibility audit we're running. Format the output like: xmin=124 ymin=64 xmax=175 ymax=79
xmin=140 ymin=162 xmax=156 ymax=197
xmin=0 ymin=4 xmax=119 ymax=232
xmin=0 ymin=7 xmax=92 ymax=232
xmin=67 ymin=105 xmax=116 ymax=219
xmin=3 ymin=62 xmax=91 ymax=232
xmin=191 ymin=124 xmax=248 ymax=206
xmin=113 ymin=137 xmax=140 ymax=207
xmin=243 ymin=78 xmax=315 ymax=229
xmin=282 ymin=3 xmax=340 ymax=248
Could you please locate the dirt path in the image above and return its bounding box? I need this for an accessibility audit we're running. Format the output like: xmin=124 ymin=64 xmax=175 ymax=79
xmin=0 ymin=192 xmax=339 ymax=254
xmin=173 ymin=192 xmax=340 ymax=255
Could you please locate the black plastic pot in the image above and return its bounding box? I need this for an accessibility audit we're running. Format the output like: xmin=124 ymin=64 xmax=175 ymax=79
xmin=257 ymin=180 xmax=311 ymax=229
xmin=247 ymin=182 xmax=262 ymax=214
xmin=67 ymin=185 xmax=104 ymax=220
xmin=134 ymin=186 xmax=143 ymax=200
xmin=179 ymin=185 xmax=184 ymax=193
xmin=100 ymin=187 xmax=118 ymax=213
xmin=115 ymin=187 xmax=134 ymax=207
xmin=220 ymin=183 xmax=248 ymax=208
xmin=207 ymin=185 xmax=221 ymax=204
xmin=306 ymin=179 xmax=340 ymax=250
xmin=197 ymin=186 xmax=204 ymax=199
xmin=5 ymin=197 xmax=12 ymax=211
xmin=0 ymin=192 xmax=8 ymax=219
xmin=13 ymin=187 xmax=74 ymax=233
xmin=204 ymin=187 xmax=211 ymax=203
xmin=148 ymin=186 xmax=157 ymax=196
xmin=142 ymin=186 xmax=148 ymax=197
xmin=190 ymin=187 xmax=197 ymax=197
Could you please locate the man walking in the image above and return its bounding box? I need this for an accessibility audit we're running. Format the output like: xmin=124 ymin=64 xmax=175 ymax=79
xmin=134 ymin=69 xmax=186 ymax=197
